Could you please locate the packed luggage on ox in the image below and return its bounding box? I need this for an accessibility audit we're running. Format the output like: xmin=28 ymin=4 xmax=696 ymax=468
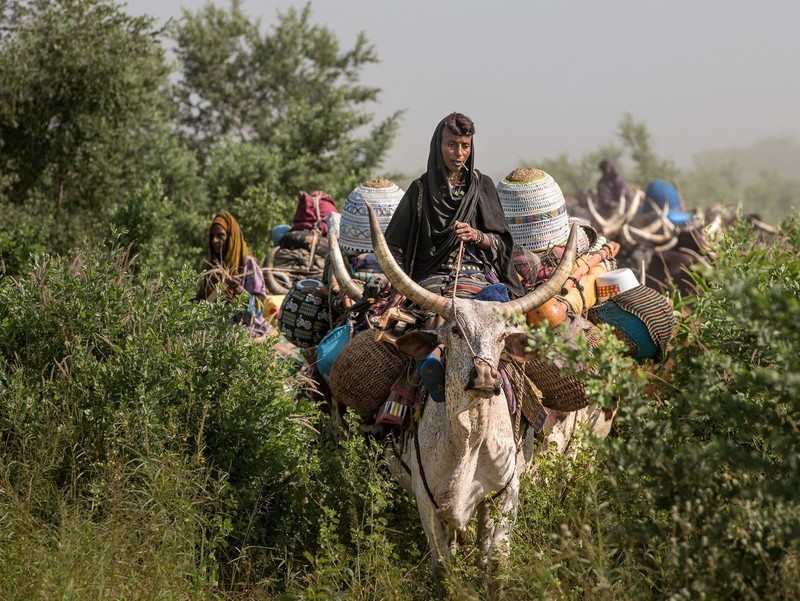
xmin=275 ymin=179 xmax=404 ymax=379
xmin=263 ymin=190 xmax=338 ymax=296
xmin=287 ymin=169 xmax=675 ymax=437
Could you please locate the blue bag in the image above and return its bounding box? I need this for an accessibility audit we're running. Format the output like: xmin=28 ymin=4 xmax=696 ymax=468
xmin=316 ymin=324 xmax=352 ymax=382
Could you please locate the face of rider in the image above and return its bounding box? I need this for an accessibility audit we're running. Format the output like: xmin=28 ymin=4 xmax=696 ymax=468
xmin=440 ymin=127 xmax=472 ymax=176
xmin=210 ymin=223 xmax=228 ymax=260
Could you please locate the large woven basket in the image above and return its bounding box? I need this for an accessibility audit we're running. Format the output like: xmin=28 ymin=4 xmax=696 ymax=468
xmin=329 ymin=329 xmax=409 ymax=417
xmin=524 ymin=315 xmax=603 ymax=412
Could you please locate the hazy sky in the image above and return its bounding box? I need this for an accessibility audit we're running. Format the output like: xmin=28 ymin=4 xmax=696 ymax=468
xmin=124 ymin=0 xmax=800 ymax=183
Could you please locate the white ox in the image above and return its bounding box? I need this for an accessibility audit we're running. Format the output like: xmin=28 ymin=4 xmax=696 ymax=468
xmin=357 ymin=204 xmax=617 ymax=576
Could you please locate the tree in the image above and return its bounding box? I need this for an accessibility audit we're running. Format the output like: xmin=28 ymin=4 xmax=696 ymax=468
xmin=616 ymin=113 xmax=679 ymax=185
xmin=172 ymin=0 xmax=401 ymax=214
xmin=538 ymin=145 xmax=623 ymax=198
xmin=0 ymin=0 xmax=203 ymax=260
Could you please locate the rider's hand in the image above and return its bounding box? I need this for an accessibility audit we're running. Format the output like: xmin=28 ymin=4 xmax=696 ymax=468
xmin=453 ymin=220 xmax=477 ymax=243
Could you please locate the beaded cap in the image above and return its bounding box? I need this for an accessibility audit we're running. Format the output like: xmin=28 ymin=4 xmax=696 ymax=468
xmin=339 ymin=179 xmax=405 ymax=253
xmin=497 ymin=168 xmax=572 ymax=252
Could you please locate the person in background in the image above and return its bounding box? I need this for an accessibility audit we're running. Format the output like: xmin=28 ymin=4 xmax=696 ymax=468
xmin=596 ymin=158 xmax=631 ymax=214
xmin=196 ymin=211 xmax=269 ymax=338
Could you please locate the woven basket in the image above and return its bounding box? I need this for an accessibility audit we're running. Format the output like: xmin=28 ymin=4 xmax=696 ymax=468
xmin=524 ymin=315 xmax=603 ymax=412
xmin=329 ymin=329 xmax=409 ymax=416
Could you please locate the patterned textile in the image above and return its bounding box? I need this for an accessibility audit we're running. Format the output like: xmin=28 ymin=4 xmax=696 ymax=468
xmin=418 ymin=246 xmax=500 ymax=299
xmin=340 ymin=180 xmax=405 ymax=253
xmin=278 ymin=279 xmax=330 ymax=348
xmin=588 ymin=285 xmax=674 ymax=363
xmin=497 ymin=169 xmax=570 ymax=252
xmin=348 ymin=252 xmax=382 ymax=283
xmin=610 ymin=285 xmax=675 ymax=362
xmin=230 ymin=255 xmax=269 ymax=336
xmin=512 ymin=246 xmax=544 ymax=292
xmin=500 ymin=360 xmax=547 ymax=433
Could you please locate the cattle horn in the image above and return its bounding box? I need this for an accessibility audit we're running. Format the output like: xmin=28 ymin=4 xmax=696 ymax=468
xmin=367 ymin=203 xmax=451 ymax=315
xmin=263 ymin=246 xmax=289 ymax=295
xmin=625 ymin=223 xmax=675 ymax=245
xmin=586 ymin=188 xmax=640 ymax=237
xmin=328 ymin=234 xmax=364 ymax=301
xmin=368 ymin=204 xmax=577 ymax=317
xmin=501 ymin=223 xmax=579 ymax=316
xmin=585 ymin=193 xmax=611 ymax=231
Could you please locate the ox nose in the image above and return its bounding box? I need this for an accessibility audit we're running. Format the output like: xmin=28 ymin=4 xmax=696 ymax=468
xmin=466 ymin=362 xmax=502 ymax=396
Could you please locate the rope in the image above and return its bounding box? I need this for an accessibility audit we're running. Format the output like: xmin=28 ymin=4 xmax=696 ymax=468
xmin=451 ymin=240 xmax=464 ymax=318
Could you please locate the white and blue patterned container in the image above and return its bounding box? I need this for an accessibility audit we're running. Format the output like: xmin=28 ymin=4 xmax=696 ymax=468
xmin=497 ymin=168 xmax=572 ymax=252
xmin=339 ymin=179 xmax=405 ymax=254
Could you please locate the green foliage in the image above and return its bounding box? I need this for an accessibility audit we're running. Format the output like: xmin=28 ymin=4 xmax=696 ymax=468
xmin=203 ymin=142 xmax=290 ymax=250
xmin=616 ymin=113 xmax=679 ymax=185
xmin=538 ymin=145 xmax=622 ymax=198
xmin=0 ymin=0 xmax=193 ymax=252
xmin=0 ymin=241 xmax=325 ymax=595
xmin=0 ymin=201 xmax=48 ymax=276
xmin=599 ymin=216 xmax=800 ymax=598
xmin=172 ymin=0 xmax=402 ymax=207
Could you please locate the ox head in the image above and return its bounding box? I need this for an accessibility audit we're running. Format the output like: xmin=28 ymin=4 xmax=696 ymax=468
xmin=365 ymin=203 xmax=578 ymax=405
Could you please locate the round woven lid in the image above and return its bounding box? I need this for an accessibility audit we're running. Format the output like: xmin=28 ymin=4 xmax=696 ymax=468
xmin=497 ymin=168 xmax=570 ymax=252
xmin=339 ymin=180 xmax=405 ymax=254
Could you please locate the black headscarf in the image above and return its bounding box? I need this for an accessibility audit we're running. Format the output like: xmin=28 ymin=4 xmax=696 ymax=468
xmin=384 ymin=116 xmax=524 ymax=297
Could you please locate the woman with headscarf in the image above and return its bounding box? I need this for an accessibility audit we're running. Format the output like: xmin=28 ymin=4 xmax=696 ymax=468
xmin=384 ymin=112 xmax=523 ymax=301
xmin=196 ymin=211 xmax=269 ymax=338
xmin=383 ymin=112 xmax=522 ymax=401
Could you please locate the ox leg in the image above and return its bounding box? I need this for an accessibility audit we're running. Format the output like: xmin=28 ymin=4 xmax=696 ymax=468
xmin=476 ymin=481 xmax=520 ymax=599
xmin=415 ymin=492 xmax=456 ymax=579
xmin=476 ymin=483 xmax=519 ymax=565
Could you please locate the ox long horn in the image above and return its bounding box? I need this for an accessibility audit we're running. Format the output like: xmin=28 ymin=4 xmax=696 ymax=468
xmin=625 ymin=223 xmax=675 ymax=245
xmin=328 ymin=233 xmax=364 ymax=301
xmin=587 ymin=194 xmax=626 ymax=237
xmin=263 ymin=246 xmax=289 ymax=295
xmin=622 ymin=188 xmax=643 ymax=224
xmin=642 ymin=197 xmax=675 ymax=235
xmin=749 ymin=217 xmax=778 ymax=235
xmin=585 ymin=194 xmax=609 ymax=230
xmin=366 ymin=203 xmax=451 ymax=315
xmin=501 ymin=222 xmax=579 ymax=316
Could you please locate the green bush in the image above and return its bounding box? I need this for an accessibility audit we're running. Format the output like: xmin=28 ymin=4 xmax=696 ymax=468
xmin=600 ymin=215 xmax=800 ymax=599
xmin=0 ymin=242 xmax=323 ymax=595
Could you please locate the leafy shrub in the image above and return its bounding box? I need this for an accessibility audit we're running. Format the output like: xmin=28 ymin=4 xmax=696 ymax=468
xmin=600 ymin=216 xmax=800 ymax=598
xmin=0 ymin=241 xmax=323 ymax=594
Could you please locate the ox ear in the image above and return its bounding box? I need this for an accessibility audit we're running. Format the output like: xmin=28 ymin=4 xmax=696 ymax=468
xmin=504 ymin=332 xmax=535 ymax=362
xmin=396 ymin=330 xmax=439 ymax=360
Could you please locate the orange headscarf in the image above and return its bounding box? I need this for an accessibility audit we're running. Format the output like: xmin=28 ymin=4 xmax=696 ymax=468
xmin=196 ymin=211 xmax=252 ymax=301
xmin=210 ymin=211 xmax=250 ymax=274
